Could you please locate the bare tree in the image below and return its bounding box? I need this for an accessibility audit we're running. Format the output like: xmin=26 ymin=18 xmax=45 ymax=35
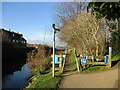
xmin=58 ymin=12 xmax=107 ymax=57
xmin=54 ymin=2 xmax=88 ymax=27
xmin=27 ymin=45 xmax=51 ymax=73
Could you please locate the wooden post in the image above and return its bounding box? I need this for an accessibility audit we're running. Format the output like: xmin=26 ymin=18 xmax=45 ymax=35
xmin=79 ymin=58 xmax=83 ymax=72
xmin=86 ymin=56 xmax=88 ymax=63
xmin=61 ymin=54 xmax=66 ymax=73
xmin=92 ymin=56 xmax=94 ymax=62
xmin=75 ymin=55 xmax=80 ymax=72
xmin=96 ymin=57 xmax=99 ymax=61
xmin=74 ymin=48 xmax=76 ymax=54
xmin=59 ymin=54 xmax=62 ymax=71
xmin=107 ymin=47 xmax=112 ymax=68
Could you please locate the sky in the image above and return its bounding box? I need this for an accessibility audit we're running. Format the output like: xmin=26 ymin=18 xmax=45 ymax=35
xmin=2 ymin=2 xmax=61 ymax=46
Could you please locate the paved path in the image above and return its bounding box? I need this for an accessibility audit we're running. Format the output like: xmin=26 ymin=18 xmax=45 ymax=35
xmin=59 ymin=53 xmax=119 ymax=88
xmin=59 ymin=68 xmax=119 ymax=88
xmin=59 ymin=68 xmax=118 ymax=88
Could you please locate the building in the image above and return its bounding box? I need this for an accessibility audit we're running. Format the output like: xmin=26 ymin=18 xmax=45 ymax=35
xmin=26 ymin=43 xmax=39 ymax=48
xmin=1 ymin=28 xmax=27 ymax=47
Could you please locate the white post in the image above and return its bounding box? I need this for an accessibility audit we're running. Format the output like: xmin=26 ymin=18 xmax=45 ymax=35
xmin=74 ymin=48 xmax=76 ymax=54
xmin=61 ymin=55 xmax=66 ymax=73
xmin=52 ymin=27 xmax=55 ymax=77
xmin=61 ymin=48 xmax=67 ymax=73
xmin=75 ymin=55 xmax=80 ymax=72
xmin=107 ymin=47 xmax=112 ymax=68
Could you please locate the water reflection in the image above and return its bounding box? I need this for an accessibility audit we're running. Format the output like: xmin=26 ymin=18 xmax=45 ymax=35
xmin=2 ymin=64 xmax=31 ymax=88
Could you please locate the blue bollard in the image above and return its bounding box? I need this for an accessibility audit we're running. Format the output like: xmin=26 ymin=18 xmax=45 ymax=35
xmin=104 ymin=56 xmax=108 ymax=65
xmin=55 ymin=55 xmax=59 ymax=64
xmin=81 ymin=58 xmax=86 ymax=64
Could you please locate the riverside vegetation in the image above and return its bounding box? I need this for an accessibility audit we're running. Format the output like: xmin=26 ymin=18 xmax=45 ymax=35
xmin=26 ymin=45 xmax=61 ymax=88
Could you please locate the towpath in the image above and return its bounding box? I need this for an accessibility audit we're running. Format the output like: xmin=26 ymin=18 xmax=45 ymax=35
xmin=59 ymin=55 xmax=119 ymax=88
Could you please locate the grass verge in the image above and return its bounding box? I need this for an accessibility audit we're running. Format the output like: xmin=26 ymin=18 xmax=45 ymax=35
xmin=112 ymin=53 xmax=120 ymax=61
xmin=111 ymin=52 xmax=120 ymax=68
xmin=68 ymin=52 xmax=76 ymax=70
xmin=26 ymin=72 xmax=61 ymax=88
xmin=81 ymin=65 xmax=107 ymax=73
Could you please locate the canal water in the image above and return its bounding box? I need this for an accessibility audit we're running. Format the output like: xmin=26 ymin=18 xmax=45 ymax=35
xmin=2 ymin=63 xmax=31 ymax=88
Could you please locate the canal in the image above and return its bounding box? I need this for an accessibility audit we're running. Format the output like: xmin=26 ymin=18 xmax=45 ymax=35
xmin=2 ymin=59 xmax=31 ymax=89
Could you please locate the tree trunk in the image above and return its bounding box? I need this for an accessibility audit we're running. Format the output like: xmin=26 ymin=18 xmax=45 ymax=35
xmin=96 ymin=42 xmax=99 ymax=56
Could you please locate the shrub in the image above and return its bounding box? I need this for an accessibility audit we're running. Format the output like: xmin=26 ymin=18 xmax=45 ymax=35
xmin=27 ymin=45 xmax=51 ymax=73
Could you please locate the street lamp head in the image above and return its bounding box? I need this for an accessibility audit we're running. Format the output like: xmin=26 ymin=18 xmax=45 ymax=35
xmin=55 ymin=29 xmax=60 ymax=33
xmin=52 ymin=24 xmax=55 ymax=29
xmin=52 ymin=23 xmax=60 ymax=33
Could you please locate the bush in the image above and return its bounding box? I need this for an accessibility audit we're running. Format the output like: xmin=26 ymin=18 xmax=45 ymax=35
xmin=27 ymin=45 xmax=51 ymax=73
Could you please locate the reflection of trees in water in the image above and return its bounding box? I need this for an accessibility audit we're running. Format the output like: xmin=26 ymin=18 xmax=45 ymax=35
xmin=2 ymin=47 xmax=34 ymax=77
xmin=2 ymin=59 xmax=26 ymax=77
xmin=2 ymin=64 xmax=31 ymax=88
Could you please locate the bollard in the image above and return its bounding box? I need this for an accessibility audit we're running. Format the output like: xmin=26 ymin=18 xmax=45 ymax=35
xmin=55 ymin=55 xmax=59 ymax=64
xmin=107 ymin=47 xmax=112 ymax=68
xmin=104 ymin=56 xmax=108 ymax=65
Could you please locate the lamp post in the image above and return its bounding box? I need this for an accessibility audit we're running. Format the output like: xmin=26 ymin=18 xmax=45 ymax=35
xmin=52 ymin=24 xmax=60 ymax=77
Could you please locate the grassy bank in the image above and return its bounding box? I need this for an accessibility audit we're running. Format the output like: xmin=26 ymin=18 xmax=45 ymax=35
xmin=26 ymin=60 xmax=61 ymax=88
xmin=26 ymin=45 xmax=62 ymax=88
xmin=111 ymin=52 xmax=120 ymax=68
xmin=112 ymin=52 xmax=120 ymax=61
xmin=26 ymin=72 xmax=61 ymax=88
